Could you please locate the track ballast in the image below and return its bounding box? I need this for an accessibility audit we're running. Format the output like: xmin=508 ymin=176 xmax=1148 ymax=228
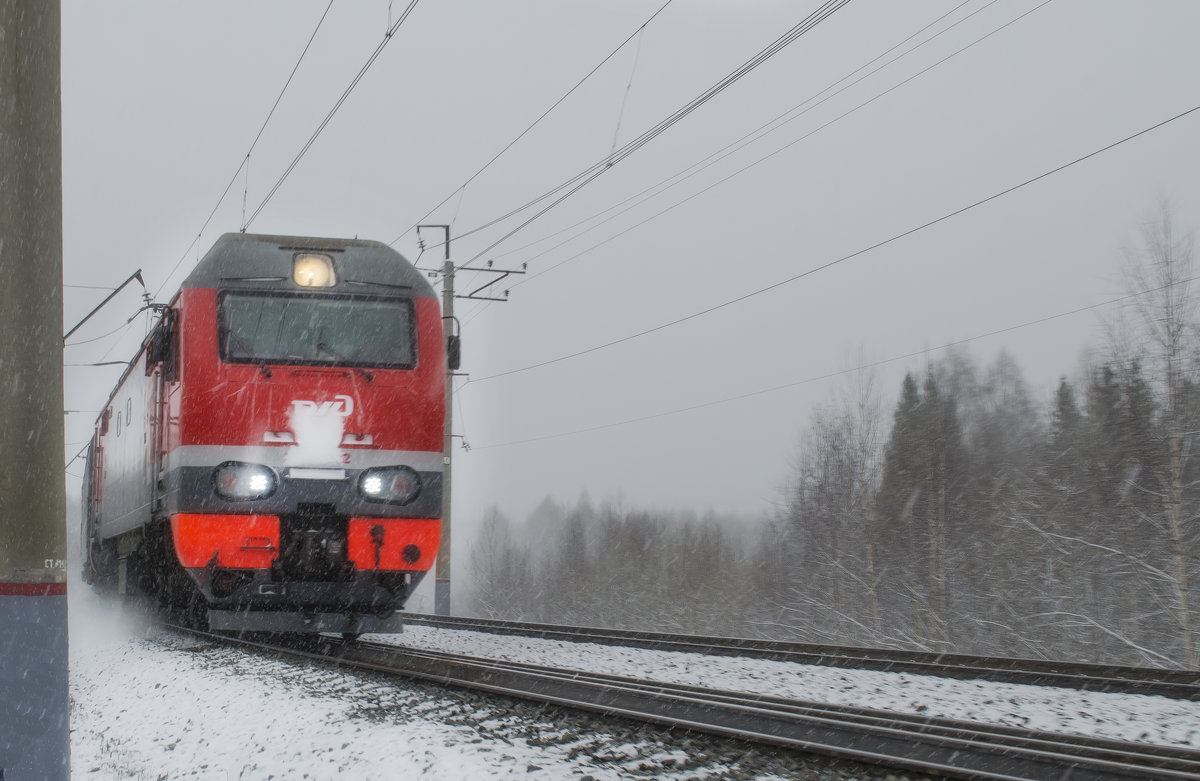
xmin=165 ymin=621 xmax=1200 ymax=781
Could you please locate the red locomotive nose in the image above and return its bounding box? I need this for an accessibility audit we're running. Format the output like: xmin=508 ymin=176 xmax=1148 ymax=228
xmin=83 ymin=232 xmax=446 ymax=638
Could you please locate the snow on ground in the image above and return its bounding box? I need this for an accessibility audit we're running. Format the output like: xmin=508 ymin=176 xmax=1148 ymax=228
xmin=69 ymin=590 xmax=874 ymax=780
xmin=73 ymin=638 xmax=555 ymax=778
xmin=72 ymin=605 xmax=566 ymax=779
xmin=377 ymin=625 xmax=1200 ymax=750
xmin=72 ymin=584 xmax=1197 ymax=780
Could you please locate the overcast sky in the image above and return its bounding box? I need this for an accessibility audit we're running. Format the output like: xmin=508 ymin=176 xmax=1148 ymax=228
xmin=60 ymin=0 xmax=1200 ymax=533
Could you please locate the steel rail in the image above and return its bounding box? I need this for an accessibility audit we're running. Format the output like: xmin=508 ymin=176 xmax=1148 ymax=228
xmin=356 ymin=640 xmax=1200 ymax=777
xmin=402 ymin=613 xmax=1200 ymax=700
xmin=161 ymin=624 xmax=1200 ymax=781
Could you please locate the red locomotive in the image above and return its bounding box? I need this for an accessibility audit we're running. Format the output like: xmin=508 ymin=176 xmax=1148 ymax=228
xmin=82 ymin=233 xmax=450 ymax=636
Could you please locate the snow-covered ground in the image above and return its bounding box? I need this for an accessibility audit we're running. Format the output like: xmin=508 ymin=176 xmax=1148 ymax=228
xmin=70 ymin=581 xmax=1199 ymax=780
xmin=376 ymin=625 xmax=1200 ymax=750
xmin=68 ymin=590 xmax=884 ymax=780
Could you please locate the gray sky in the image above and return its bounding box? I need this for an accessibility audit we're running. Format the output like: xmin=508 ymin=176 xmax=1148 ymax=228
xmin=61 ymin=0 xmax=1200 ymax=526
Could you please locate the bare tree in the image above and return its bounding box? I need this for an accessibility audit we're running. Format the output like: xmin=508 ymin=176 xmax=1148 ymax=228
xmin=783 ymin=364 xmax=886 ymax=644
xmin=1120 ymin=203 xmax=1198 ymax=666
xmin=467 ymin=507 xmax=530 ymax=619
xmin=841 ymin=363 xmax=886 ymax=639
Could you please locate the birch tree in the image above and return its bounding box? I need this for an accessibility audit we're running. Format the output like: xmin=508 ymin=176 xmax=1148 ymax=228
xmin=1121 ymin=206 xmax=1199 ymax=665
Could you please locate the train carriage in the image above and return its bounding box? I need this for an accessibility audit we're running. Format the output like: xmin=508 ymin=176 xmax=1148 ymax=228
xmin=83 ymin=233 xmax=448 ymax=636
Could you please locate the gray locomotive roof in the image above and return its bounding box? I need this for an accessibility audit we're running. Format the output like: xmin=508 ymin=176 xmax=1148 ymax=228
xmin=180 ymin=232 xmax=436 ymax=298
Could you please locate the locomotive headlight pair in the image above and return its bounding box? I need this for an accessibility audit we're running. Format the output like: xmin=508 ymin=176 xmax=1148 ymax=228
xmin=213 ymin=462 xmax=277 ymax=500
xmin=358 ymin=466 xmax=421 ymax=505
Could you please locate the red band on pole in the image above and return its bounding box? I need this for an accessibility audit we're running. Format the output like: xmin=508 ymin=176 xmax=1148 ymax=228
xmin=0 ymin=582 xmax=67 ymax=596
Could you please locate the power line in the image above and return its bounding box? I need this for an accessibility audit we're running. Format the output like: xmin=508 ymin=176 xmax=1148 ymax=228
xmin=453 ymin=0 xmax=1016 ymax=327
xmin=243 ymin=0 xmax=422 ymax=230
xmin=63 ymin=320 xmax=139 ymax=348
xmin=475 ymin=273 xmax=1200 ymax=450
xmin=457 ymin=0 xmax=851 ymax=266
xmin=608 ymin=20 xmax=647 ymax=159
xmin=154 ymin=0 xmax=336 ymax=298
xmin=473 ymin=0 xmax=1004 ymax=291
xmin=451 ymin=0 xmax=853 ymax=268
xmin=455 ymin=0 xmax=1001 ymax=327
xmin=391 ymin=0 xmax=677 ymax=248
xmin=65 ymin=442 xmax=89 ymax=470
xmin=468 ymin=99 xmax=1200 ymax=384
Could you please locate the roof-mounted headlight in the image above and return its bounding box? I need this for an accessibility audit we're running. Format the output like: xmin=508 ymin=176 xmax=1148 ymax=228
xmin=293 ymin=253 xmax=336 ymax=287
xmin=358 ymin=466 xmax=421 ymax=505
xmin=213 ymin=462 xmax=277 ymax=500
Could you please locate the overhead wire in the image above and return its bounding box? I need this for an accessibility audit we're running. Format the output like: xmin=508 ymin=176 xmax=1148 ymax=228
xmin=98 ymin=316 xmax=151 ymax=363
xmin=450 ymin=0 xmax=848 ymax=247
xmin=66 ymin=442 xmax=89 ymax=470
xmin=457 ymin=0 xmax=1012 ymax=326
xmin=480 ymin=0 xmax=1000 ymax=282
xmin=467 ymin=99 xmax=1200 ymax=385
xmin=242 ymin=0 xmax=423 ymax=229
xmin=65 ymin=283 xmax=126 ymax=291
xmin=155 ymin=0 xmax=337 ymax=298
xmin=450 ymin=0 xmax=854 ymax=269
xmin=474 ymin=273 xmax=1200 ymax=450
xmin=391 ymin=0 xmax=678 ymax=248
xmin=607 ymin=18 xmax=647 ymax=159
xmin=63 ymin=320 xmax=140 ymax=348
xmin=454 ymin=375 xmax=472 ymax=451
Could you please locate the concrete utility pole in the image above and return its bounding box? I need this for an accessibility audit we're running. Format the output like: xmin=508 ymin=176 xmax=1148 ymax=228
xmin=419 ymin=225 xmax=454 ymax=616
xmin=0 ymin=1 xmax=70 ymax=779
xmin=439 ymin=239 xmax=454 ymax=616
xmin=418 ymin=225 xmax=524 ymax=617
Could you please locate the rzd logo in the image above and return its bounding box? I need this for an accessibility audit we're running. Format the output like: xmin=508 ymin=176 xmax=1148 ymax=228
xmin=291 ymin=394 xmax=354 ymax=416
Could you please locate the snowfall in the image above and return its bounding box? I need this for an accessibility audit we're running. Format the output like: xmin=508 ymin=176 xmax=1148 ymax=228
xmin=69 ymin=586 xmax=1200 ymax=780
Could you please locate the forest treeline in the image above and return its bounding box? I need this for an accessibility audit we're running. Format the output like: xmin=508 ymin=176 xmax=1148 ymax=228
xmin=466 ymin=211 xmax=1200 ymax=668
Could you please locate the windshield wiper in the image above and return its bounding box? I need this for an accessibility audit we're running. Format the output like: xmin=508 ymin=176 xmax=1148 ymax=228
xmin=317 ymin=342 xmax=373 ymax=382
xmin=225 ymin=331 xmax=272 ymax=378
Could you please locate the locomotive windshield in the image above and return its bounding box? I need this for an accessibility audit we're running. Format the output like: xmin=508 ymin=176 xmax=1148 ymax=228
xmin=218 ymin=291 xmax=416 ymax=368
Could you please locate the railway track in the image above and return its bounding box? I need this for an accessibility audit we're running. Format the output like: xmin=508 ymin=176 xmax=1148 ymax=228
xmin=403 ymin=613 xmax=1200 ymax=701
xmin=166 ymin=624 xmax=1200 ymax=781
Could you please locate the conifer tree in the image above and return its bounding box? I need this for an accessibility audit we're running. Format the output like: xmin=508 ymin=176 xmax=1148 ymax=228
xmin=877 ymin=373 xmax=935 ymax=643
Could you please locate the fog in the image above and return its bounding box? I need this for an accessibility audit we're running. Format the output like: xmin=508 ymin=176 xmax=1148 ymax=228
xmin=61 ymin=1 xmax=1200 ymax=544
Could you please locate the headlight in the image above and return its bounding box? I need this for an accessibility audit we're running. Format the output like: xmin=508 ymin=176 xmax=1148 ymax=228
xmin=293 ymin=252 xmax=336 ymax=287
xmin=213 ymin=462 xmax=277 ymax=500
xmin=358 ymin=466 xmax=421 ymax=505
